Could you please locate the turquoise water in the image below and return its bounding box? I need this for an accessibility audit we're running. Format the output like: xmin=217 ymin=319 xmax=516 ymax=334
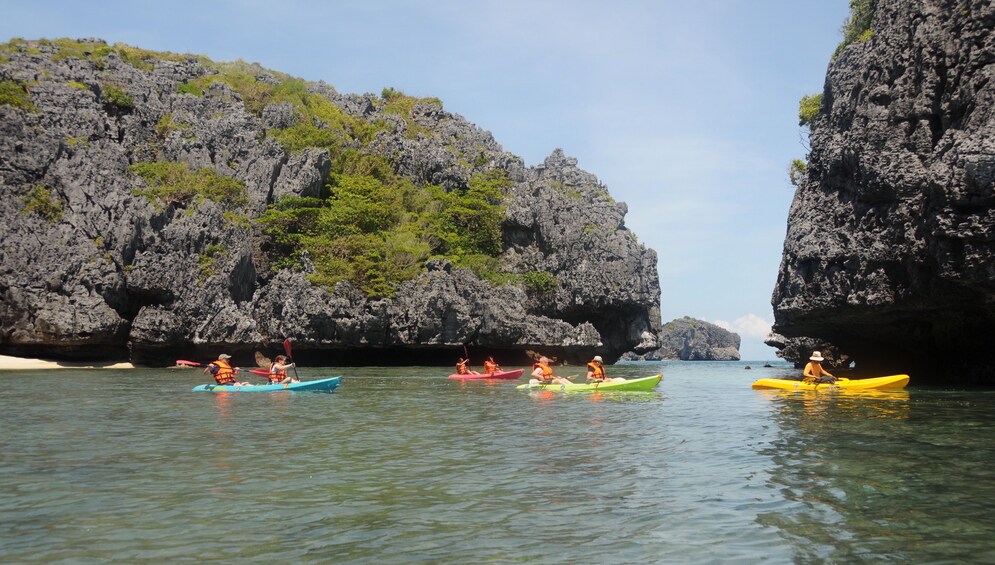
xmin=2 ymin=361 xmax=994 ymax=563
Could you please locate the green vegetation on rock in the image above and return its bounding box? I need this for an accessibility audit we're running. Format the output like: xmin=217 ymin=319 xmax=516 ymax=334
xmin=102 ymin=84 xmax=133 ymax=111
xmin=257 ymin=169 xmax=511 ymax=298
xmin=798 ymin=93 xmax=823 ymax=128
xmin=788 ymin=159 xmax=808 ymax=188
xmin=521 ymin=270 xmax=557 ymax=294
xmin=834 ymin=0 xmax=877 ymax=59
xmin=0 ymin=79 xmax=39 ymax=112
xmin=20 ymin=185 xmax=63 ymax=222
xmin=129 ymin=162 xmax=248 ymax=208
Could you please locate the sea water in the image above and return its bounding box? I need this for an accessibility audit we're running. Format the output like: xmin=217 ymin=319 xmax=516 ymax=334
xmin=1 ymin=361 xmax=994 ymax=563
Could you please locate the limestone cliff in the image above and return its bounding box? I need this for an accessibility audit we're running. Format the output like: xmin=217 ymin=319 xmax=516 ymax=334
xmin=0 ymin=39 xmax=661 ymax=366
xmin=771 ymin=1 xmax=995 ymax=383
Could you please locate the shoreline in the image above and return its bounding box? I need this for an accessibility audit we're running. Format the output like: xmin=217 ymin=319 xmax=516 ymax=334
xmin=0 ymin=354 xmax=136 ymax=370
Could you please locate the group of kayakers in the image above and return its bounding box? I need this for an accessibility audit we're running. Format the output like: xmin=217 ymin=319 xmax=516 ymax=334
xmin=456 ymin=354 xmax=626 ymax=385
xmin=205 ymin=353 xmax=298 ymax=387
xmin=457 ymin=350 xmax=837 ymax=385
xmin=207 ymin=348 xmax=837 ymax=387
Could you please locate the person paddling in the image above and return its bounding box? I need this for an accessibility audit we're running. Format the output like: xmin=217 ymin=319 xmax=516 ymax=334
xmin=586 ymin=355 xmax=625 ymax=383
xmin=483 ymin=356 xmax=501 ymax=375
xmin=803 ymin=351 xmax=836 ymax=384
xmin=204 ymin=353 xmax=252 ymax=386
xmin=456 ymin=357 xmax=479 ymax=375
xmin=530 ymin=356 xmax=572 ymax=386
xmin=268 ymin=354 xmax=298 ymax=384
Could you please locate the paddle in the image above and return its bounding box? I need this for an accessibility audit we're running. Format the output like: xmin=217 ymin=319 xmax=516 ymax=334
xmin=284 ymin=338 xmax=301 ymax=382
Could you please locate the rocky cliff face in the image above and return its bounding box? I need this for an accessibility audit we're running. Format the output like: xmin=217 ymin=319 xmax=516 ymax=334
xmin=0 ymin=39 xmax=661 ymax=366
xmin=623 ymin=317 xmax=740 ymax=361
xmin=771 ymin=1 xmax=995 ymax=383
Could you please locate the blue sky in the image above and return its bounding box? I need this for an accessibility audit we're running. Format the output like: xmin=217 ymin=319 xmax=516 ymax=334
xmin=2 ymin=1 xmax=850 ymax=360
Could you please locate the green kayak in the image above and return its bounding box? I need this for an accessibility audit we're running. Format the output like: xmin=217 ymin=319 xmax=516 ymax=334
xmin=516 ymin=374 xmax=662 ymax=392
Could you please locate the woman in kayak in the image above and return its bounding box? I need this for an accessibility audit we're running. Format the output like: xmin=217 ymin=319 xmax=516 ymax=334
xmin=483 ymin=356 xmax=501 ymax=375
xmin=268 ymin=355 xmax=298 ymax=384
xmin=204 ymin=353 xmax=252 ymax=386
xmin=456 ymin=357 xmax=479 ymax=375
xmin=586 ymin=355 xmax=625 ymax=383
xmin=530 ymin=356 xmax=572 ymax=385
xmin=803 ymin=351 xmax=836 ymax=384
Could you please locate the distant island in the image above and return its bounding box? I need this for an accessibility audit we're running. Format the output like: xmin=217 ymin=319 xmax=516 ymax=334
xmin=622 ymin=317 xmax=740 ymax=361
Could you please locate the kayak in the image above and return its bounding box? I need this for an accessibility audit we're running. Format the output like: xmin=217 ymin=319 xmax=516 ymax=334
xmin=751 ymin=374 xmax=910 ymax=391
xmin=448 ymin=369 xmax=524 ymax=380
xmin=516 ymin=374 xmax=662 ymax=392
xmin=192 ymin=376 xmax=341 ymax=393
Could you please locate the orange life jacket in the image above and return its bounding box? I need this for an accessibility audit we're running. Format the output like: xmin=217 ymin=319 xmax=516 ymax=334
xmin=587 ymin=361 xmax=605 ymax=381
xmin=212 ymin=359 xmax=236 ymax=385
xmin=483 ymin=360 xmax=499 ymax=375
xmin=269 ymin=362 xmax=288 ymax=384
xmin=533 ymin=361 xmax=553 ymax=383
xmin=456 ymin=360 xmax=470 ymax=375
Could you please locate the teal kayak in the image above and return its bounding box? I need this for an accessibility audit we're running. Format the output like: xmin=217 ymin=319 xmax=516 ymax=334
xmin=192 ymin=376 xmax=341 ymax=393
xmin=516 ymin=374 xmax=662 ymax=392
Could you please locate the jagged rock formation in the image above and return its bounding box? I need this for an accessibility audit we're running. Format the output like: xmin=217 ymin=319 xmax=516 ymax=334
xmin=771 ymin=1 xmax=995 ymax=384
xmin=623 ymin=317 xmax=740 ymax=361
xmin=0 ymin=39 xmax=661 ymax=366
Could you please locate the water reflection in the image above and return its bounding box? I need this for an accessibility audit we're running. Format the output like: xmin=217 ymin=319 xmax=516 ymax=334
xmin=756 ymin=389 xmax=995 ymax=562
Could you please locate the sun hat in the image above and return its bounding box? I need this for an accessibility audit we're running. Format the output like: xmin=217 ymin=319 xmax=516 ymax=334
xmin=218 ymin=353 xmax=232 ymax=360
xmin=593 ymin=355 xmax=603 ymax=363
xmin=810 ymin=351 xmax=824 ymax=362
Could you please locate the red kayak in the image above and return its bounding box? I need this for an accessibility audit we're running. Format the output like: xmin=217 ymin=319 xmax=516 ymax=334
xmin=448 ymin=368 xmax=524 ymax=380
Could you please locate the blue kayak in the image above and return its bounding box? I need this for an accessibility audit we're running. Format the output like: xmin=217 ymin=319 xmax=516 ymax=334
xmin=192 ymin=377 xmax=341 ymax=393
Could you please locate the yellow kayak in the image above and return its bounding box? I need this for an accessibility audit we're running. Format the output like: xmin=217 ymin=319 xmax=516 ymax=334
xmin=751 ymin=374 xmax=910 ymax=391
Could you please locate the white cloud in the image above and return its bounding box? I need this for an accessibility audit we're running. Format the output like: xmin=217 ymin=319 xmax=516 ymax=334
xmin=713 ymin=313 xmax=772 ymax=340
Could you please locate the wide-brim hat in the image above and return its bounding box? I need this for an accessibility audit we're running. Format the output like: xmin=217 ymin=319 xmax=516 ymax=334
xmin=809 ymin=351 xmax=824 ymax=362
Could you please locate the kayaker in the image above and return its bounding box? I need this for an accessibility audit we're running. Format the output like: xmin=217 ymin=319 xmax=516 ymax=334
xmin=530 ymin=356 xmax=572 ymax=385
xmin=268 ymin=354 xmax=298 ymax=384
xmin=456 ymin=357 xmax=479 ymax=375
xmin=204 ymin=354 xmax=252 ymax=386
xmin=803 ymin=351 xmax=836 ymax=384
xmin=483 ymin=356 xmax=501 ymax=375
xmin=586 ymin=355 xmax=625 ymax=383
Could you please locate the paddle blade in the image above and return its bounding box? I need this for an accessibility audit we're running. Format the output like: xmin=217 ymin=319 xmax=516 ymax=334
xmin=283 ymin=338 xmax=292 ymax=358
xmin=254 ymin=351 xmax=271 ymax=368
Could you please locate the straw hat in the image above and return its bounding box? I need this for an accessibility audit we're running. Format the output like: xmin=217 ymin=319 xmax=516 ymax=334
xmin=809 ymin=351 xmax=824 ymax=362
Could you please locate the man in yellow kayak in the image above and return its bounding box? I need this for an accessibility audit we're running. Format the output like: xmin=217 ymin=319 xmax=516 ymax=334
xmin=803 ymin=351 xmax=836 ymax=384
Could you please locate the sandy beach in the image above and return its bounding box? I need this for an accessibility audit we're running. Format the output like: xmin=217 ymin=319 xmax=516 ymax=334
xmin=0 ymin=354 xmax=136 ymax=370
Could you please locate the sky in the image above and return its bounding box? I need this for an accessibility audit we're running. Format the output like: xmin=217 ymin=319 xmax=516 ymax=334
xmin=1 ymin=0 xmax=850 ymax=360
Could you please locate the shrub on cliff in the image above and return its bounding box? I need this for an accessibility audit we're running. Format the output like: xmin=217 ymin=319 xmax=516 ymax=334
xmin=257 ymin=169 xmax=510 ymax=297
xmin=129 ymin=162 xmax=248 ymax=208
xmin=834 ymin=0 xmax=876 ymax=58
xmin=20 ymin=185 xmax=63 ymax=222
xmin=0 ymin=79 xmax=38 ymax=112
